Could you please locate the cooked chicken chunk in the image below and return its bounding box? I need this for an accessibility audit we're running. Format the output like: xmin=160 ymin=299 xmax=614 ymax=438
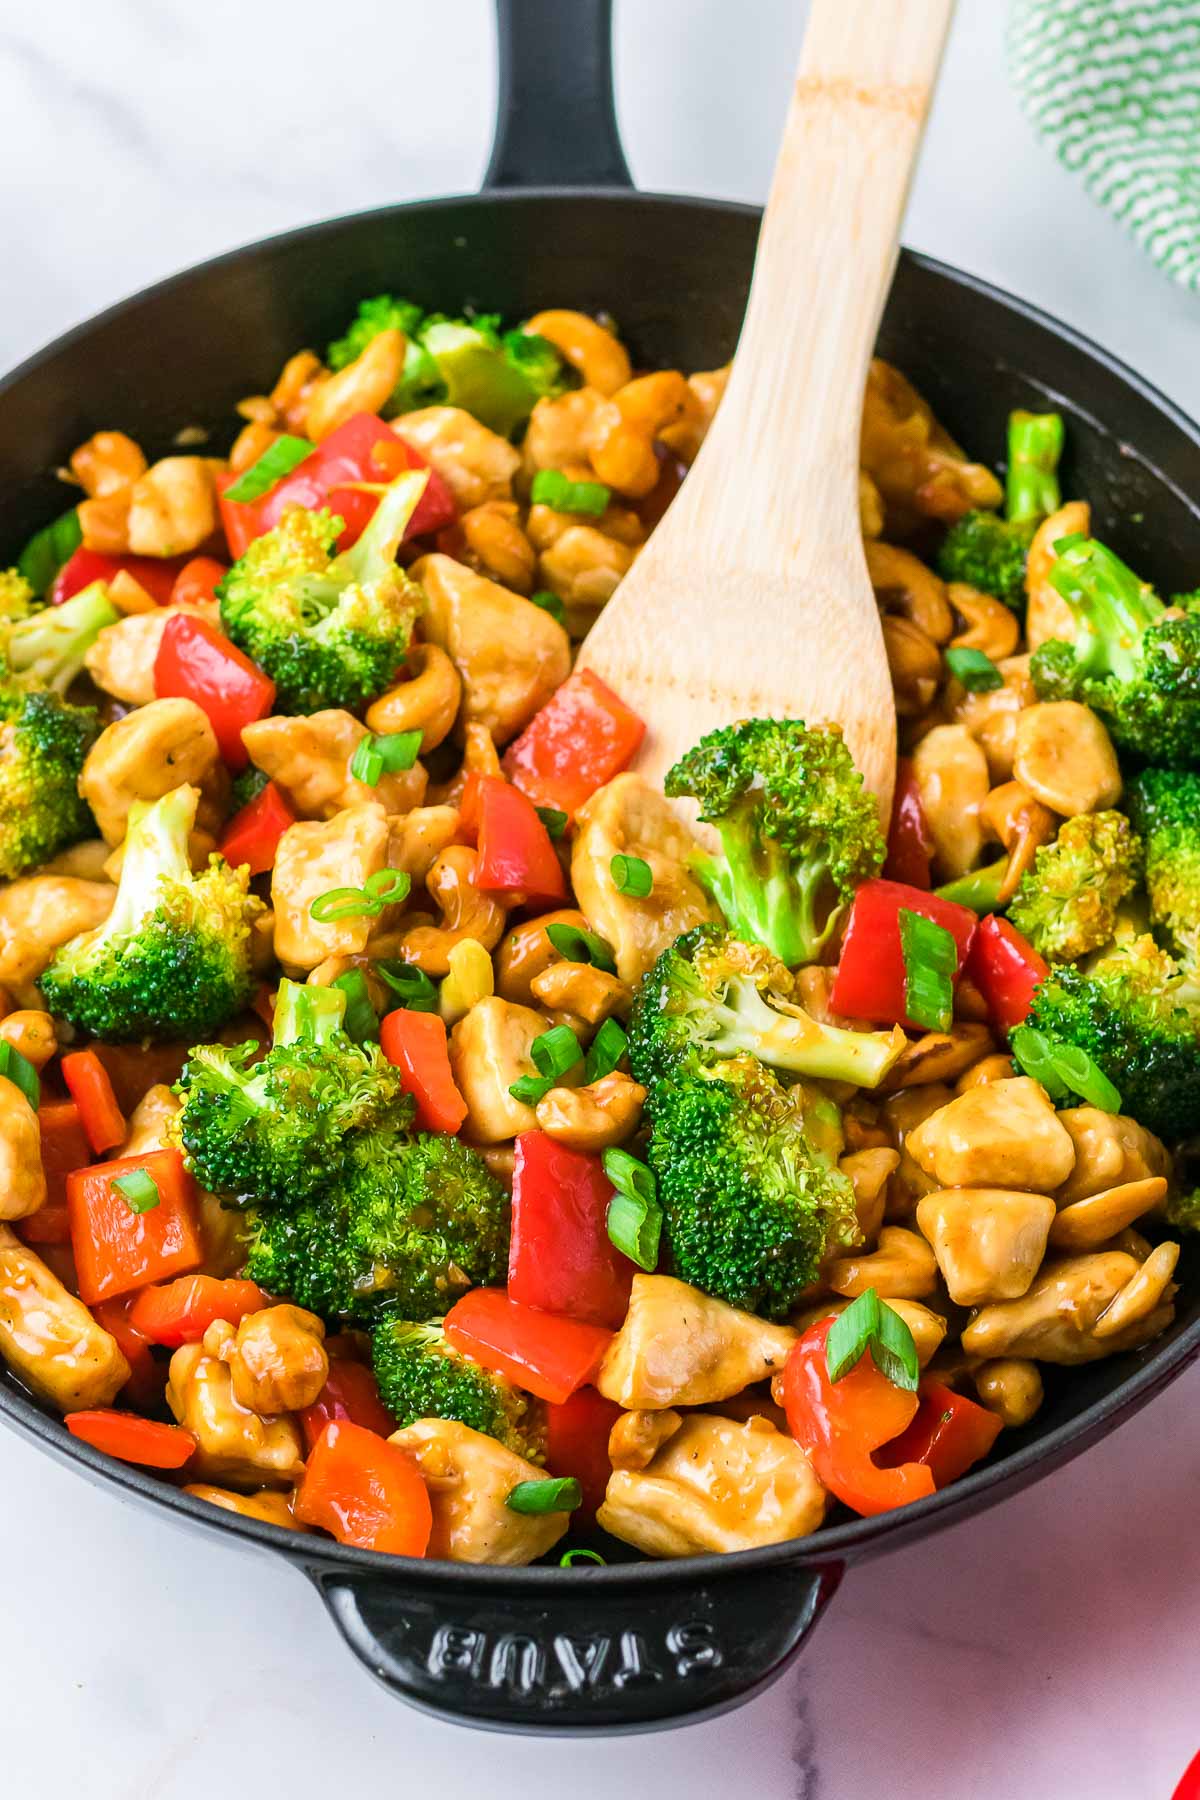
xmin=167 ymin=1340 xmax=305 ymax=1488
xmin=0 ymin=876 xmax=113 ymax=987
xmin=597 ymin=1274 xmax=796 ymax=1409
xmin=907 ymin=1077 xmax=1076 ymax=1192
xmin=390 ymin=1418 xmax=568 ymax=1564
xmin=242 ymin=710 xmax=427 ymax=821
xmin=80 ymin=699 xmax=220 ymax=845
xmin=0 ymin=1227 xmax=129 ymax=1410
xmin=393 ymin=407 xmax=521 ymax=509
xmin=271 ymin=804 xmax=390 ymax=968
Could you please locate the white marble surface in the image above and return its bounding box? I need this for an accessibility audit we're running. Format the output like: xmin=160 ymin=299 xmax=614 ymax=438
xmin=2 ymin=2 xmax=1199 ymax=1794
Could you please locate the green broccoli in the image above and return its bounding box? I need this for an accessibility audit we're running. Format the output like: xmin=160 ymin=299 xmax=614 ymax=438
xmin=0 ymin=569 xmax=36 ymax=619
xmin=227 ymin=764 xmax=270 ymax=815
xmin=327 ymin=294 xmax=568 ymax=436
xmin=0 ymin=688 xmax=100 ymax=879
xmin=217 ymin=472 xmax=425 ymax=713
xmin=664 ymin=719 xmax=885 ymax=969
xmin=1167 ymin=1188 xmax=1200 ymax=1233
xmin=371 ymin=1318 xmax=541 ymax=1457
xmin=629 ymin=925 xmax=904 ymax=1093
xmin=1007 ymin=811 xmax=1142 ymax=963
xmin=936 ymin=409 xmax=1064 ymax=608
xmin=1124 ymin=768 xmax=1200 ymax=961
xmin=40 ymin=785 xmax=262 ymax=1042
xmin=1028 ymin=534 xmax=1200 ymax=765
xmin=1023 ymin=935 xmax=1200 ymax=1137
xmin=1 ymin=579 xmax=119 ymax=690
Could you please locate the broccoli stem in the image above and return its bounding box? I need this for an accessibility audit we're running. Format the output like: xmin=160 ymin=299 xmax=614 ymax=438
xmin=711 ymin=978 xmax=904 ymax=1088
xmin=1005 ymin=410 xmax=1064 ymax=525
xmin=1047 ymin=536 xmax=1163 ymax=683
xmin=7 ymin=580 xmax=120 ymax=691
xmin=339 ymin=471 xmax=431 ymax=585
xmin=273 ymin=977 xmax=346 ymax=1046
xmin=935 ymin=858 xmax=1009 ymax=913
xmin=102 ymin=786 xmax=197 ymax=942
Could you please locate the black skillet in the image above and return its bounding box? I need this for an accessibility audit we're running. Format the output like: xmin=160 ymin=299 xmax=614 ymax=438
xmin=1 ymin=0 xmax=1199 ymax=1737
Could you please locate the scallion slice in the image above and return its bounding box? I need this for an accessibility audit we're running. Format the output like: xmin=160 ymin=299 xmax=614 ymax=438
xmin=223 ymin=434 xmax=315 ymax=502
xmin=331 ymin=969 xmax=379 ymax=1042
xmin=610 ymin=853 xmax=652 ymax=897
xmin=584 ymin=1017 xmax=627 ymax=1083
xmin=531 ymin=1025 xmax=583 ymax=1082
xmin=0 ymin=1042 xmax=39 ymax=1111
xmin=1010 ymin=1025 xmax=1121 ymax=1112
xmin=376 ymin=962 xmax=439 ymax=1013
xmin=530 ymin=470 xmax=611 ymax=517
xmin=603 ymin=1146 xmax=661 ymax=1271
xmin=825 ymin=1286 xmax=919 ymax=1391
xmin=545 ymin=921 xmax=617 ymax=973
xmin=508 ymin=1074 xmax=554 ymax=1106
xmin=944 ymin=646 xmax=1003 ymax=692
xmin=529 ymin=589 xmax=566 ymax=626
xmin=898 ymin=907 xmax=957 ymax=1032
xmin=560 ymin=1547 xmax=606 ymax=1567
xmin=506 ymin=1476 xmax=582 ymax=1515
xmin=113 ymin=1168 xmax=160 ymax=1215
xmin=310 ymin=868 xmax=411 ymax=922
xmin=536 ymin=806 xmax=568 ymax=840
xmin=350 ymin=729 xmax=423 ymax=786
xmin=17 ymin=507 xmax=82 ymax=596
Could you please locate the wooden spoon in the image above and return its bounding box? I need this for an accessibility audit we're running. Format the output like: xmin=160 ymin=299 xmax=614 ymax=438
xmin=579 ymin=0 xmax=957 ymax=820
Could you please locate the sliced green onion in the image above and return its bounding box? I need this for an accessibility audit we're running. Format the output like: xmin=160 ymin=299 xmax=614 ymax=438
xmin=944 ymin=646 xmax=1003 ymax=692
xmin=560 ymin=1547 xmax=606 ymax=1567
xmin=509 ymin=1073 xmax=554 ymax=1106
xmin=17 ymin=507 xmax=82 ymax=596
xmin=1010 ymin=1025 xmax=1121 ymax=1112
xmin=585 ymin=1017 xmax=628 ymax=1083
xmin=531 ymin=1024 xmax=583 ymax=1082
xmin=603 ymin=1146 xmax=661 ymax=1271
xmin=530 ymin=469 xmax=611 ymax=517
xmin=0 ymin=1042 xmax=39 ymax=1111
xmin=332 ymin=969 xmax=379 ymax=1042
xmin=898 ymin=907 xmax=957 ymax=1033
xmin=113 ymin=1169 xmax=160 ymax=1215
xmin=545 ymin=921 xmax=616 ymax=973
xmin=826 ymin=1287 xmax=919 ymax=1391
xmin=529 ymin=589 xmax=566 ymax=626
xmin=376 ymin=961 xmax=439 ymax=1013
xmin=310 ymin=868 xmax=411 ymax=922
xmin=350 ymin=729 xmax=423 ymax=785
xmin=536 ymin=806 xmax=568 ymax=840
xmin=223 ymin=434 xmax=314 ymax=502
xmin=610 ymin=853 xmax=652 ymax=898
xmin=506 ymin=1476 xmax=582 ymax=1515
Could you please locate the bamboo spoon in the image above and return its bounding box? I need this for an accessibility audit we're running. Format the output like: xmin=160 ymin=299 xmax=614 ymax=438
xmin=578 ymin=0 xmax=957 ymax=820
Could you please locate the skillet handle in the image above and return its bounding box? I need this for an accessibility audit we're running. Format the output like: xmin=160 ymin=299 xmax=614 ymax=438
xmin=485 ymin=0 xmax=633 ymax=191
xmin=309 ymin=1556 xmax=843 ymax=1731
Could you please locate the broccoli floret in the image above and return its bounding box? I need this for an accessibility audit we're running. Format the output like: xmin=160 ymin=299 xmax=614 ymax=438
xmin=371 ymin=1318 xmax=541 ymax=1457
xmin=1028 ymin=535 xmax=1200 ymax=765
xmin=629 ymin=925 xmax=904 ymax=1093
xmin=227 ymin=764 xmax=269 ymax=815
xmin=1024 ymin=936 xmax=1200 ymax=1137
xmin=328 ymin=294 xmax=425 ymax=370
xmin=0 ymin=579 xmax=119 ymax=691
xmin=40 ymin=785 xmax=262 ymax=1042
xmin=1008 ymin=811 xmax=1142 ymax=964
xmin=0 ymin=686 xmax=100 ymax=879
xmin=1124 ymin=768 xmax=1200 ymax=960
xmin=664 ymin=720 xmax=885 ymax=969
xmin=1167 ymin=1188 xmax=1200 ymax=1233
xmin=936 ymin=410 xmax=1063 ymax=608
xmin=217 ymin=474 xmax=425 ymax=713
xmin=0 ymin=569 xmax=36 ymax=620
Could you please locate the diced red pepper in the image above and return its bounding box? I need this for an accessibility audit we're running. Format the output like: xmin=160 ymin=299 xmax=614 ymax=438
xmin=295 ymin=1419 xmax=432 ymax=1556
xmin=61 ymin=1050 xmax=126 ymax=1154
xmin=444 ymin=1288 xmax=613 ymax=1405
xmin=474 ymin=776 xmax=567 ymax=905
xmin=170 ymin=555 xmax=227 ymax=607
xmin=15 ymin=1203 xmax=70 ymax=1247
xmin=92 ymin=1294 xmax=163 ymax=1409
xmin=65 ymin=1409 xmax=196 ymax=1469
xmin=1172 ymin=1749 xmax=1200 ymax=1800
xmin=154 ymin=611 xmax=275 ymax=769
xmin=502 ymin=668 xmax=645 ymax=819
xmin=379 ymin=1008 xmax=467 ymax=1135
xmin=883 ymin=757 xmax=934 ymax=889
xmin=218 ymin=780 xmax=295 ymax=877
xmin=780 ymin=1317 xmax=935 ymax=1518
xmin=18 ymin=1099 xmax=93 ymax=1242
xmin=877 ymin=1380 xmax=1003 ymax=1487
xmin=299 ymin=1359 xmax=396 ymax=1451
xmin=966 ymin=913 xmax=1049 ymax=1035
xmin=51 ymin=547 xmax=183 ymax=607
xmin=545 ymin=1386 xmax=623 ymax=1519
xmin=67 ymin=1148 xmax=203 ymax=1306
xmin=129 ymin=1274 xmax=265 ymax=1347
xmin=830 ymin=878 xmax=978 ymax=1030
xmin=508 ymin=1132 xmax=633 ymax=1329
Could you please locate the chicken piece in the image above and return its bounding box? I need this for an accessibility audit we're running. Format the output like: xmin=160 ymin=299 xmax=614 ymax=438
xmin=410 ymin=553 xmax=570 ymax=744
xmin=0 ymin=1226 xmax=129 ymax=1410
xmin=906 ymin=1077 xmax=1076 ymax=1192
xmin=183 ymin=1485 xmax=309 ymax=1531
xmin=220 ymin=1305 xmax=329 ymax=1414
xmin=915 ymin=1187 xmax=1056 ymax=1305
xmin=386 ymin=806 xmax=462 ymax=883
xmin=242 ymin=710 xmax=427 ymax=821
xmin=860 ymin=359 xmax=1002 ymax=534
xmin=271 ymin=803 xmax=390 ymax=969
xmin=448 ymin=997 xmax=547 ymax=1143
xmin=121 ymin=1084 xmax=182 ymax=1157
xmin=608 ymin=1407 xmax=685 ymax=1470
xmin=570 ymin=774 xmax=715 ymax=986
xmin=537 ymin=524 xmax=635 ymax=622
xmin=1025 ymin=502 xmax=1091 ymax=651
xmin=1055 ymin=1107 xmax=1170 ymax=1204
xmin=597 ymin=1413 xmax=827 ymax=1557
xmin=393 ymin=407 xmax=521 ymax=509
xmin=0 ymin=1082 xmax=46 ymax=1222
xmin=79 ymin=698 xmax=221 ymax=846
xmin=126 ymin=456 xmax=218 ymax=556
xmin=390 ymin=1418 xmax=568 ymax=1565
xmin=166 ymin=1341 xmax=305 ymax=1488
xmin=961 ymin=1250 xmax=1168 ymax=1364
xmin=40 ymin=840 xmax=113 ymax=882
xmin=0 ymin=876 xmax=114 ymax=987
xmin=597 ymin=1273 xmax=796 ymax=1409
xmin=83 ymin=603 xmax=212 ymax=706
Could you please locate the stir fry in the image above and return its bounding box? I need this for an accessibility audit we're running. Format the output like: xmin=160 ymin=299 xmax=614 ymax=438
xmin=0 ymin=296 xmax=1195 ymax=1568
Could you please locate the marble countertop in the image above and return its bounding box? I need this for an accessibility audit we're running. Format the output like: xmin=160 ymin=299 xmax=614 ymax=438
xmin=2 ymin=2 xmax=1199 ymax=1794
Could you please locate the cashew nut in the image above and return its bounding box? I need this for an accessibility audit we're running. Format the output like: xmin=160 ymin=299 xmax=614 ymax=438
xmin=70 ymin=430 xmax=147 ymax=497
xmin=399 ymin=845 xmax=506 ymax=976
xmin=364 ymin=643 xmax=463 ymax=752
xmin=947 ymin=582 xmax=1021 ymax=662
xmin=824 ymin=1225 xmax=939 ymax=1299
xmin=1049 ymin=1176 xmax=1167 ymax=1253
xmin=534 ymin=1071 xmax=645 ymax=1150
xmin=839 ymin=1146 xmax=901 ymax=1248
xmin=529 ymin=960 xmax=631 ymax=1026
xmin=305 ymin=329 xmax=404 ymax=442
xmin=496 ymin=908 xmax=591 ymax=1006
xmin=973 ymin=1358 xmax=1043 ymax=1428
xmin=980 ymin=779 xmax=1058 ymax=904
xmin=589 ymin=372 xmax=700 ymax=498
xmin=867 ymin=540 xmax=956 ymax=644
xmin=525 ymin=310 xmax=631 ymax=396
xmin=457 ymin=500 xmax=536 ymax=594
xmin=1092 ymin=1240 xmax=1179 ymax=1339
xmin=216 ymin=1305 xmax=329 ymax=1415
xmin=880 ymin=1022 xmax=994 ymax=1092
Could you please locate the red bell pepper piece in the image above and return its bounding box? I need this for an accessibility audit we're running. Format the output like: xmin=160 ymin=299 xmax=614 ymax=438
xmin=67 ymin=1148 xmax=203 ymax=1306
xmin=15 ymin=1204 xmax=70 ymax=1247
xmin=502 ymin=668 xmax=645 ymax=819
xmin=379 ymin=1008 xmax=467 ymax=1135
xmin=218 ymin=780 xmax=295 ymax=877
xmin=91 ymin=1294 xmax=163 ymax=1409
xmin=474 ymin=776 xmax=567 ymax=905
xmin=61 ymin=1050 xmax=126 ymax=1154
xmin=877 ymin=1380 xmax=1002 ymax=1487
xmin=216 ymin=414 xmax=454 ymax=558
xmin=444 ymin=1288 xmax=613 ymax=1405
xmin=51 ymin=546 xmax=183 ymax=607
xmin=508 ymin=1132 xmax=633 ymax=1328
xmin=883 ymin=757 xmax=934 ymax=889
xmin=154 ymin=611 xmax=275 ymax=769
xmin=545 ymin=1386 xmax=623 ymax=1518
xmin=295 ymin=1419 xmax=432 ymax=1556
xmin=1173 ymin=1750 xmax=1200 ymax=1800
xmin=65 ymin=1409 xmax=197 ymax=1469
xmin=966 ymin=913 xmax=1048 ymax=1035
xmin=299 ymin=1359 xmax=396 ymax=1451
xmin=130 ymin=1274 xmax=266 ymax=1347
xmin=830 ymin=878 xmax=978 ymax=1030
xmin=170 ymin=555 xmax=228 ymax=607
xmin=780 ymin=1317 xmax=936 ymax=1518
xmin=17 ymin=1099 xmax=93 ymax=1243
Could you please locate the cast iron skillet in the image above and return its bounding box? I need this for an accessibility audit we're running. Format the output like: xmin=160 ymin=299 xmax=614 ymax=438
xmin=2 ymin=0 xmax=1199 ymax=1736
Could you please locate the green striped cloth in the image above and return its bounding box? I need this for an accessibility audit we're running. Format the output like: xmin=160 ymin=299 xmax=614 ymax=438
xmin=1009 ymin=0 xmax=1200 ymax=291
